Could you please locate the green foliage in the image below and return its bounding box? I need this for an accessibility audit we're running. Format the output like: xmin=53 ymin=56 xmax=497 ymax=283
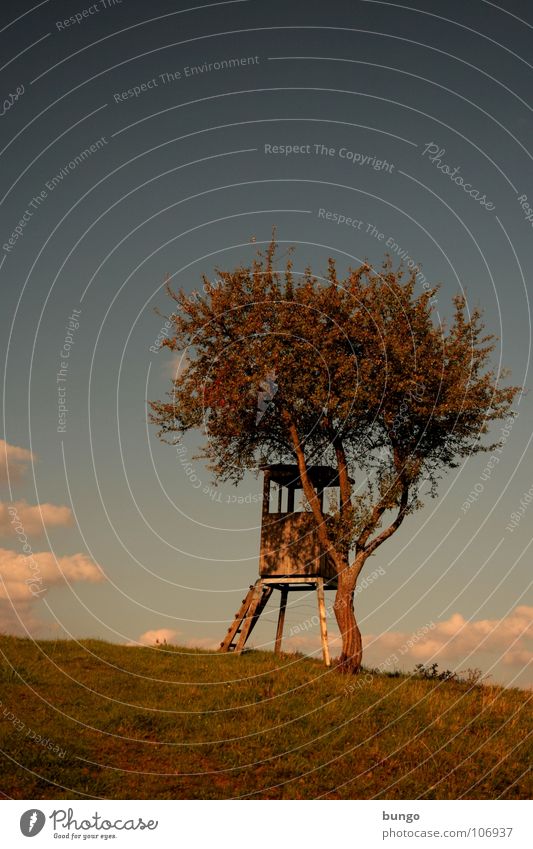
xmin=150 ymin=238 xmax=519 ymax=564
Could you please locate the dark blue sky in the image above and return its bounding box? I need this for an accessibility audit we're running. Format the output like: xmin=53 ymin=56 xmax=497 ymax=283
xmin=1 ymin=0 xmax=532 ymax=686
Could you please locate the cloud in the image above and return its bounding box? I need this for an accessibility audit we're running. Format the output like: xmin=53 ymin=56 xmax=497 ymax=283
xmin=283 ymin=630 xmax=341 ymax=654
xmin=128 ymin=633 xmax=222 ymax=651
xmin=282 ymin=607 xmax=533 ymax=676
xmin=0 ymin=547 xmax=104 ymax=602
xmin=0 ymin=500 xmax=73 ymax=537
xmin=130 ymin=628 xmax=180 ymax=647
xmin=162 ymin=351 xmax=190 ymax=379
xmin=130 ymin=629 xmax=220 ymax=649
xmin=0 ymin=600 xmax=44 ymax=636
xmin=363 ymin=606 xmax=533 ymax=670
xmin=184 ymin=636 xmax=220 ymax=651
xmin=0 ymin=547 xmax=104 ymax=636
xmin=0 ymin=439 xmax=35 ymax=483
xmin=0 ymin=442 xmax=96 ymax=635
xmin=504 ymin=647 xmax=533 ymax=666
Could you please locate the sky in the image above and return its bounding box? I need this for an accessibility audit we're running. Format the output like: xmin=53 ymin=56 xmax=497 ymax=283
xmin=1 ymin=0 xmax=532 ymax=688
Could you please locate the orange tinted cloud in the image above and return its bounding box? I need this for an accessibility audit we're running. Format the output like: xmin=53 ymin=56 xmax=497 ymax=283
xmin=131 ymin=628 xmax=180 ymax=646
xmin=364 ymin=606 xmax=533 ymax=669
xmin=0 ymin=439 xmax=35 ymax=483
xmin=283 ymin=607 xmax=533 ymax=676
xmin=0 ymin=500 xmax=73 ymax=537
xmin=0 ymin=547 xmax=104 ymax=602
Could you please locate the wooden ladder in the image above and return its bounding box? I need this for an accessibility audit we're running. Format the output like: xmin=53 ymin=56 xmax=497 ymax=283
xmin=219 ymin=580 xmax=273 ymax=653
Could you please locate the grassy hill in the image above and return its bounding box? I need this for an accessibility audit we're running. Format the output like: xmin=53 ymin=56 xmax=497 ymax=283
xmin=0 ymin=635 xmax=531 ymax=800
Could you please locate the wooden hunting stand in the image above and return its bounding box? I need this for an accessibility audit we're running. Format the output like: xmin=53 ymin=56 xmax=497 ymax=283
xmin=219 ymin=464 xmax=349 ymax=666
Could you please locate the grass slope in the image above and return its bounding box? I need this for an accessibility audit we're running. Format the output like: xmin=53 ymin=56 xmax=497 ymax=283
xmin=0 ymin=635 xmax=531 ymax=800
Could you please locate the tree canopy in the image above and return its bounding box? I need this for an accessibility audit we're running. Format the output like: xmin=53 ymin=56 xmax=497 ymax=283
xmin=150 ymin=238 xmax=519 ymax=672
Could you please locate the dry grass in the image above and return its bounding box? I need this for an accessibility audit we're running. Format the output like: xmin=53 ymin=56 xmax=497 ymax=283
xmin=0 ymin=635 xmax=531 ymax=799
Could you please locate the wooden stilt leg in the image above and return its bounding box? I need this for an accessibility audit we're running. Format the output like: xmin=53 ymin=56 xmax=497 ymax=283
xmin=220 ymin=577 xmax=334 ymax=666
xmin=219 ymin=582 xmax=259 ymax=652
xmin=274 ymin=587 xmax=289 ymax=654
xmin=234 ymin=581 xmax=273 ymax=653
xmin=316 ymin=578 xmax=331 ymax=667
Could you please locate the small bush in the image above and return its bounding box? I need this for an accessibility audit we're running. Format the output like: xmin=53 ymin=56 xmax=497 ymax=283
xmin=413 ymin=663 xmax=486 ymax=685
xmin=413 ymin=663 xmax=457 ymax=682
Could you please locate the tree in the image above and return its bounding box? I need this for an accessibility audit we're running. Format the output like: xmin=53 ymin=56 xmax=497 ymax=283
xmin=150 ymin=238 xmax=519 ymax=673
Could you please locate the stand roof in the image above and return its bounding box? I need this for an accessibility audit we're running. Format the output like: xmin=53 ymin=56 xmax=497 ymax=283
xmin=260 ymin=463 xmax=354 ymax=488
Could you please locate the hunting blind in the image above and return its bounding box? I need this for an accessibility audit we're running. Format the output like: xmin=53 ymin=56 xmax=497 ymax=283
xmin=219 ymin=463 xmax=350 ymax=665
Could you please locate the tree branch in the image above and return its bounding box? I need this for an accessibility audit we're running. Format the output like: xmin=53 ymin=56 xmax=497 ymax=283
xmin=356 ymin=498 xmax=388 ymax=550
xmin=332 ymin=432 xmax=352 ymax=517
xmin=285 ymin=416 xmax=344 ymax=571
xmin=364 ymin=484 xmax=409 ymax=556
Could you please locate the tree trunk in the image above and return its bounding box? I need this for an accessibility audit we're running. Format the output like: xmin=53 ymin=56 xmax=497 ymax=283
xmin=333 ymin=554 xmax=366 ymax=674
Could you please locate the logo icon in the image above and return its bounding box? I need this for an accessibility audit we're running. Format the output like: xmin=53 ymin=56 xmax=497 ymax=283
xmin=20 ymin=810 xmax=46 ymax=837
xmin=256 ymin=371 xmax=278 ymax=424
